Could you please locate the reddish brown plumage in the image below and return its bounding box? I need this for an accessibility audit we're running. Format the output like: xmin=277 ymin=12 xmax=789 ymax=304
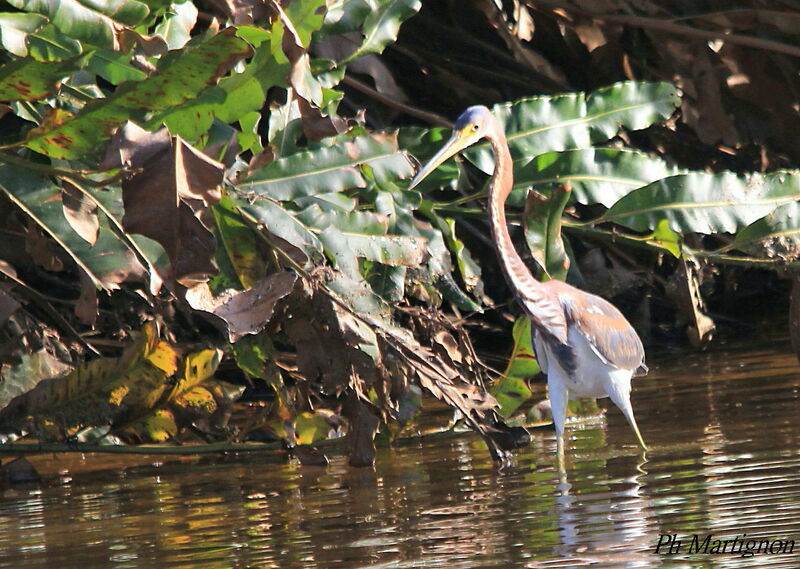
xmin=484 ymin=112 xmax=645 ymax=376
xmin=409 ymin=104 xmax=649 ymax=457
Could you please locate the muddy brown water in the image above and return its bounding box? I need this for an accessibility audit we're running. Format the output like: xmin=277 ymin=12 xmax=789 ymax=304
xmin=2 ymin=335 xmax=800 ymax=569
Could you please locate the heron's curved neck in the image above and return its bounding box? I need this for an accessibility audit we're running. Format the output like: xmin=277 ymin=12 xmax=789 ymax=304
xmin=486 ymin=134 xmax=541 ymax=299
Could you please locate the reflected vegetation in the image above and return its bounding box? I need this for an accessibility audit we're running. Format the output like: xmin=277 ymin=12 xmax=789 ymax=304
xmin=2 ymin=336 xmax=800 ymax=569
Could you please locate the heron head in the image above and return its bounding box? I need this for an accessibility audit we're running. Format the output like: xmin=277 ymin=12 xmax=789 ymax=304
xmin=409 ymin=105 xmax=495 ymax=189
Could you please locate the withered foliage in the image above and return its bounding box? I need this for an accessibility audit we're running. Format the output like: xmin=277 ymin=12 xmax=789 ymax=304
xmin=2 ymin=0 xmax=800 ymax=466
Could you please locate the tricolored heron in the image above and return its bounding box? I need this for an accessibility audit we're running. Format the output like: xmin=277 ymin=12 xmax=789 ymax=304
xmin=409 ymin=106 xmax=647 ymax=469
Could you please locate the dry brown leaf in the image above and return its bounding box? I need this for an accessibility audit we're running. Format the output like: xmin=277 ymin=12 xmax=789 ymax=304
xmin=100 ymin=122 xmax=171 ymax=171
xmin=61 ymin=181 xmax=99 ymax=246
xmin=24 ymin=224 xmax=63 ymax=272
xmin=117 ymin=28 xmax=169 ymax=56
xmin=76 ymin=274 xmax=98 ymax=327
xmin=666 ymin=255 xmax=715 ymax=348
xmin=185 ymin=272 xmax=297 ymax=341
xmin=297 ymin=97 xmax=346 ymax=141
xmin=116 ymin=132 xmax=224 ymax=286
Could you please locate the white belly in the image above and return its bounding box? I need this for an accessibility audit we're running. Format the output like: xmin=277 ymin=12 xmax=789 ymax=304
xmin=533 ymin=326 xmax=632 ymax=400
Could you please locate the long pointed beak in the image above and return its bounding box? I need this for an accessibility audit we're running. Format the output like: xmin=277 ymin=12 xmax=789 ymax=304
xmin=408 ymin=132 xmax=470 ymax=190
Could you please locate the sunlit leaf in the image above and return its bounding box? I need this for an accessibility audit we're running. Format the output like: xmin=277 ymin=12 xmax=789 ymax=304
xmin=154 ymin=0 xmax=197 ymax=50
xmin=491 ymin=316 xmax=539 ymax=418
xmin=0 ymin=58 xmax=78 ymax=101
xmin=511 ymin=148 xmax=685 ymax=207
xmin=524 ymin=185 xmax=571 ymax=280
xmin=600 ymin=171 xmax=800 ymax=233
xmin=0 ymin=12 xmax=48 ymax=57
xmin=295 ymin=410 xmax=332 ymax=444
xmin=23 ymin=29 xmax=253 ymax=158
xmin=239 ymin=133 xmax=413 ymax=201
xmin=86 ymin=48 xmax=147 ymax=84
xmin=467 ymin=81 xmax=680 ymax=173
xmin=8 ymin=0 xmax=150 ymax=49
xmin=212 ymin=196 xmax=265 ymax=289
xmin=725 ymin=201 xmax=800 ymax=257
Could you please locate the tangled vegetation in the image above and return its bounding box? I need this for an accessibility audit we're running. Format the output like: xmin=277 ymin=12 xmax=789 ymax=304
xmin=1 ymin=0 xmax=799 ymax=465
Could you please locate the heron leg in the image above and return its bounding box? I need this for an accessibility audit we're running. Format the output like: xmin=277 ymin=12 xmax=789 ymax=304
xmin=548 ymin=374 xmax=569 ymax=472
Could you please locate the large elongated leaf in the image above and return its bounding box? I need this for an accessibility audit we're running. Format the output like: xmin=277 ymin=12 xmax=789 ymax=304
xmin=467 ymin=81 xmax=680 ymax=173
xmin=0 ymin=58 xmax=78 ymax=101
xmin=155 ymin=32 xmax=288 ymax=139
xmin=0 ymin=164 xmax=164 ymax=291
xmin=0 ymin=12 xmax=48 ymax=56
xmin=512 ymin=148 xmax=684 ymax=208
xmin=23 ymin=29 xmax=253 ymax=158
xmin=725 ymin=202 xmax=800 ymax=257
xmin=0 ymin=16 xmax=81 ymax=61
xmin=490 ymin=316 xmax=538 ymax=418
xmin=318 ymin=226 xmax=426 ymax=278
xmin=296 ymin=204 xmax=388 ymax=233
xmin=599 ymin=171 xmax=800 ymax=233
xmin=524 ymin=185 xmax=571 ymax=280
xmin=0 ymin=323 xmax=176 ymax=437
xmin=8 ymin=0 xmax=150 ymax=48
xmin=239 ymin=133 xmax=413 ymax=201
xmin=237 ymin=198 xmax=324 ymax=263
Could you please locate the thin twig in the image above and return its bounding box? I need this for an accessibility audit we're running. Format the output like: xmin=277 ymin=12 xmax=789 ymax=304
xmin=532 ymin=0 xmax=800 ymax=58
xmin=341 ymin=76 xmax=453 ymax=127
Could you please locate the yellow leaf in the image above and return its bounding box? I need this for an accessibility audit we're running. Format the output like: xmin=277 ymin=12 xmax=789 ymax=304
xmin=119 ymin=409 xmax=178 ymax=443
xmin=146 ymin=341 xmax=179 ymax=376
xmin=295 ymin=411 xmax=331 ymax=445
xmin=174 ymin=385 xmax=217 ymax=415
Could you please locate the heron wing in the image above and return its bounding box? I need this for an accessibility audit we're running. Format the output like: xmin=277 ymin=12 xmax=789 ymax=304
xmin=518 ymin=286 xmax=570 ymax=345
xmin=546 ymin=281 xmax=646 ymax=373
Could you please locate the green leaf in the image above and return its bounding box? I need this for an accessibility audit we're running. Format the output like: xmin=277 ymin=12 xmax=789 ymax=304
xmin=418 ymin=201 xmax=483 ymax=299
xmin=86 ymin=48 xmax=147 ymax=84
xmin=600 ymin=171 xmax=800 ymax=234
xmin=155 ymin=36 xmax=288 ymax=139
xmin=490 ymin=316 xmax=539 ymax=418
xmin=725 ymin=201 xmax=800 ymax=256
xmin=318 ymin=226 xmax=426 ymax=278
xmin=295 ymin=410 xmax=332 ymax=444
xmin=284 ymin=0 xmax=326 ymax=48
xmin=212 ymin=196 xmax=265 ymax=289
xmin=26 ymin=23 xmax=83 ymax=61
xmin=339 ymin=0 xmax=422 ymax=63
xmin=366 ymin=262 xmax=406 ymax=301
xmin=23 ymin=29 xmax=253 ymax=158
xmin=0 ymin=12 xmax=48 ymax=56
xmin=649 ymin=218 xmax=682 ymax=258
xmin=296 ymin=204 xmax=388 ymax=233
xmin=511 ymin=148 xmax=684 ymax=208
xmin=0 ymin=17 xmax=81 ymax=61
xmin=524 ymin=185 xmax=571 ymax=281
xmin=8 ymin=0 xmax=150 ymax=48
xmin=153 ymin=0 xmax=197 ymax=50
xmin=236 ymin=198 xmax=324 ymax=263
xmin=0 ymin=58 xmax=78 ymax=101
xmin=239 ymin=133 xmax=413 ymax=201
xmin=0 ymin=164 xmax=164 ymax=291
xmin=467 ymin=81 xmax=680 ymax=173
